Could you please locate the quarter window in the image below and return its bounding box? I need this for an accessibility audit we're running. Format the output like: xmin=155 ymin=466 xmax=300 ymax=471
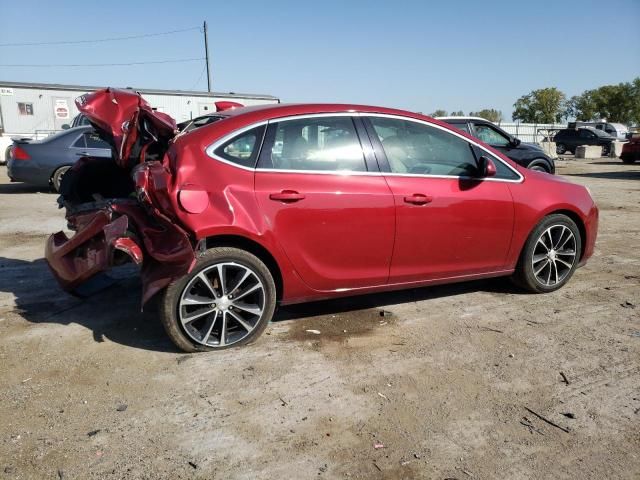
xmin=213 ymin=125 xmax=265 ymax=168
xmin=260 ymin=116 xmax=366 ymax=172
xmin=85 ymin=132 xmax=109 ymax=149
xmin=369 ymin=117 xmax=478 ymax=176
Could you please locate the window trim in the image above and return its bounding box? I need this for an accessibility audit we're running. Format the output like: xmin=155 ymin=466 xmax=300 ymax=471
xmin=204 ymin=112 xmax=523 ymax=183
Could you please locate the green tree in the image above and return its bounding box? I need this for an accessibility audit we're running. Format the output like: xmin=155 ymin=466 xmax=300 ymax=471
xmin=564 ymin=77 xmax=640 ymax=124
xmin=429 ymin=109 xmax=448 ymax=117
xmin=450 ymin=110 xmax=465 ymax=116
xmin=512 ymin=88 xmax=566 ymax=123
xmin=469 ymin=108 xmax=503 ymax=123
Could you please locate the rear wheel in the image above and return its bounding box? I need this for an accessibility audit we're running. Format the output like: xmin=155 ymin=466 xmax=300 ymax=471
xmin=160 ymin=247 xmax=277 ymax=352
xmin=51 ymin=166 xmax=71 ymax=192
xmin=513 ymin=214 xmax=581 ymax=293
xmin=556 ymin=143 xmax=567 ymax=155
xmin=621 ymin=156 xmax=636 ymax=164
xmin=601 ymin=145 xmax=610 ymax=157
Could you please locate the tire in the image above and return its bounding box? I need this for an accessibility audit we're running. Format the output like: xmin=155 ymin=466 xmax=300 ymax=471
xmin=528 ymin=163 xmax=549 ymax=173
xmin=556 ymin=143 xmax=567 ymax=155
xmin=512 ymin=214 xmax=582 ymax=293
xmin=601 ymin=145 xmax=610 ymax=157
xmin=160 ymin=247 xmax=277 ymax=352
xmin=621 ymin=156 xmax=636 ymax=164
xmin=51 ymin=165 xmax=71 ymax=192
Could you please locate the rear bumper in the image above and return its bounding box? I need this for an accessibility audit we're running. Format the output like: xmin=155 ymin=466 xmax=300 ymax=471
xmin=45 ymin=198 xmax=195 ymax=305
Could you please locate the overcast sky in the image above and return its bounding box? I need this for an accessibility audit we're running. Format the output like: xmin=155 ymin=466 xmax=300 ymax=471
xmin=1 ymin=0 xmax=638 ymax=118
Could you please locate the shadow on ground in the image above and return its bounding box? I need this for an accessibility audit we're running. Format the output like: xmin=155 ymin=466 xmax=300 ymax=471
xmin=0 ymin=255 xmax=521 ymax=352
xmin=0 ymin=182 xmax=52 ymax=194
xmin=566 ymin=170 xmax=640 ymax=180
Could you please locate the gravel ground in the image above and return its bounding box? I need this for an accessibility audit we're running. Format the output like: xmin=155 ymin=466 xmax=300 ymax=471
xmin=0 ymin=158 xmax=638 ymax=480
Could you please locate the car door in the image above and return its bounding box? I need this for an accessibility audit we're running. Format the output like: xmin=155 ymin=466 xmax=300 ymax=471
xmin=578 ymin=129 xmax=596 ymax=147
xmin=254 ymin=114 xmax=395 ymax=291
xmin=363 ymin=115 xmax=517 ymax=283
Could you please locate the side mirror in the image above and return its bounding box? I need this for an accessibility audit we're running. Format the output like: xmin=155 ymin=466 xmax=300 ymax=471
xmin=61 ymin=124 xmax=70 ymax=130
xmin=510 ymin=137 xmax=521 ymax=147
xmin=478 ymin=155 xmax=497 ymax=178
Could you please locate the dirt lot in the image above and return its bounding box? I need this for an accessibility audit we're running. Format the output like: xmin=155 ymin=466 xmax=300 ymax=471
xmin=0 ymin=158 xmax=638 ymax=480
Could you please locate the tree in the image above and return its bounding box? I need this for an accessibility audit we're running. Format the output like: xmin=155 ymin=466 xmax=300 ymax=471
xmin=429 ymin=109 xmax=447 ymax=117
xmin=512 ymin=88 xmax=566 ymax=123
xmin=469 ymin=108 xmax=503 ymax=123
xmin=564 ymin=78 xmax=640 ymax=124
xmin=450 ymin=110 xmax=465 ymax=116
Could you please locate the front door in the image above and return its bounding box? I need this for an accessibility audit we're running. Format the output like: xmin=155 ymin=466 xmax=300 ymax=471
xmin=254 ymin=115 xmax=395 ymax=291
xmin=364 ymin=115 xmax=516 ymax=283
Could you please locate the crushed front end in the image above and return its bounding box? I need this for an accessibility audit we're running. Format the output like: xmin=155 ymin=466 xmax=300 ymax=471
xmin=45 ymin=88 xmax=196 ymax=305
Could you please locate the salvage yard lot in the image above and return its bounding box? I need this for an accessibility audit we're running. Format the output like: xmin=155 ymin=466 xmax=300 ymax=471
xmin=0 ymin=159 xmax=638 ymax=479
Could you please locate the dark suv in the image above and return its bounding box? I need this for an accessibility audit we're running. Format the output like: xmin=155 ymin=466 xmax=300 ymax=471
xmin=438 ymin=117 xmax=555 ymax=173
xmin=553 ymin=127 xmax=616 ymax=156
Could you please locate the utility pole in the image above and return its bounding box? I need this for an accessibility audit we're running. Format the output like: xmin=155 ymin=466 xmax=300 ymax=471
xmin=203 ymin=21 xmax=211 ymax=92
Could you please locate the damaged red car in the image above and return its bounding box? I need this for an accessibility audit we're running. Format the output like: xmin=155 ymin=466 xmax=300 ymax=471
xmin=46 ymin=88 xmax=598 ymax=352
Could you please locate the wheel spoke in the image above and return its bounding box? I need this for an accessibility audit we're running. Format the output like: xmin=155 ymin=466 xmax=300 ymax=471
xmin=556 ymin=249 xmax=575 ymax=257
xmin=217 ymin=264 xmax=227 ymax=295
xmin=546 ymin=229 xmax=554 ymax=249
xmin=228 ymin=270 xmax=251 ymax=297
xmin=556 ymin=257 xmax=573 ymax=268
xmin=553 ymin=226 xmax=567 ymax=249
xmin=536 ymin=238 xmax=550 ymax=252
xmin=534 ymin=259 xmax=550 ymax=276
xmin=220 ymin=312 xmax=228 ymax=346
xmin=233 ymin=303 xmax=262 ymax=316
xmin=181 ymin=307 xmax=214 ymax=326
xmin=228 ymin=310 xmax=254 ymax=332
xmin=201 ymin=310 xmax=219 ymax=344
xmin=552 ymin=260 xmax=559 ymax=284
xmin=532 ymin=253 xmax=548 ymax=264
xmin=232 ymin=283 xmax=262 ymax=302
xmin=180 ymin=294 xmax=214 ymax=307
xmin=545 ymin=262 xmax=552 ymax=285
xmin=198 ymin=272 xmax=218 ymax=298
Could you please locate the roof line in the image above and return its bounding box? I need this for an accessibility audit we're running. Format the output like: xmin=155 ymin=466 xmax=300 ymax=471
xmin=0 ymin=80 xmax=279 ymax=101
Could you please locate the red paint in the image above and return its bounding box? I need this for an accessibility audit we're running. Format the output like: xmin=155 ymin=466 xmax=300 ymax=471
xmin=46 ymin=88 xmax=599 ymax=309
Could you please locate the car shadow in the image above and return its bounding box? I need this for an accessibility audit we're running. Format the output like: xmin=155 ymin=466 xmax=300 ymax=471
xmin=1 ymin=255 xmax=522 ymax=352
xmin=0 ymin=256 xmax=179 ymax=353
xmin=565 ymin=171 xmax=640 ymax=180
xmin=0 ymin=182 xmax=52 ymax=194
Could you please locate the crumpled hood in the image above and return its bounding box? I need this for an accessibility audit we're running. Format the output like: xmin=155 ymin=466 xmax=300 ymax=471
xmin=76 ymin=88 xmax=177 ymax=168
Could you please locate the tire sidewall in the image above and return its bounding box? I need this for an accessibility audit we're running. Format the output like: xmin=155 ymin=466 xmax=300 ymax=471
xmin=52 ymin=166 xmax=71 ymax=192
xmin=518 ymin=214 xmax=582 ymax=293
xmin=160 ymin=247 xmax=277 ymax=352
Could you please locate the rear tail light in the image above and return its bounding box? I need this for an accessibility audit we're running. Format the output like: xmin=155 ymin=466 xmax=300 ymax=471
xmin=11 ymin=145 xmax=30 ymax=160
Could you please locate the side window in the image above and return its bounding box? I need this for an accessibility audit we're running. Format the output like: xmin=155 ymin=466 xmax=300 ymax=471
xmin=579 ymin=129 xmax=594 ymax=138
xmin=18 ymin=102 xmax=33 ymax=115
xmin=85 ymin=132 xmax=110 ymax=149
xmin=369 ymin=117 xmax=478 ymax=176
xmin=213 ymin=125 xmax=265 ymax=168
xmin=261 ymin=116 xmax=366 ymax=172
xmin=72 ymin=134 xmax=86 ymax=148
xmin=473 ymin=124 xmax=510 ymax=147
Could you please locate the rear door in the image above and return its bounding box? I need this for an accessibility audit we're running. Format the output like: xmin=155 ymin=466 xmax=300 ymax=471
xmin=254 ymin=114 xmax=395 ymax=291
xmin=70 ymin=130 xmax=112 ymax=159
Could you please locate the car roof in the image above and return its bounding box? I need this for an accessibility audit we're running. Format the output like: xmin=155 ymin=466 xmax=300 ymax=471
xmin=436 ymin=116 xmax=489 ymax=122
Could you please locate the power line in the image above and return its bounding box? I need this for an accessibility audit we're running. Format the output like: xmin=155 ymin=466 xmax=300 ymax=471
xmin=0 ymin=26 xmax=200 ymax=47
xmin=0 ymin=58 xmax=205 ymax=68
xmin=188 ymin=65 xmax=207 ymax=91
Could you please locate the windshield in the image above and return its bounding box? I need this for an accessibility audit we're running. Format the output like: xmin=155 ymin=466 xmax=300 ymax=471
xmin=590 ymin=128 xmax=614 ymax=138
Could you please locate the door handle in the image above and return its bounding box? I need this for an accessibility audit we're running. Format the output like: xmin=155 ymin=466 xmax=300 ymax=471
xmin=404 ymin=194 xmax=433 ymax=205
xmin=269 ymin=190 xmax=306 ymax=203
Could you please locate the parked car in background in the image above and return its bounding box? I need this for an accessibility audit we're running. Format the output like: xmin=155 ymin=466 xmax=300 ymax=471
xmin=553 ymin=127 xmax=617 ymax=155
xmin=7 ymin=126 xmax=111 ymax=191
xmin=438 ymin=117 xmax=555 ymax=173
xmin=620 ymin=136 xmax=640 ymax=163
xmin=46 ymin=88 xmax=598 ymax=352
xmin=570 ymin=121 xmax=629 ymax=141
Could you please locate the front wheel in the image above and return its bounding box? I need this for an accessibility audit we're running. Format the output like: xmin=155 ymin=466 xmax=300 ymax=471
xmin=513 ymin=214 xmax=582 ymax=293
xmin=556 ymin=143 xmax=567 ymax=155
xmin=529 ymin=163 xmax=549 ymax=173
xmin=160 ymin=247 xmax=277 ymax=352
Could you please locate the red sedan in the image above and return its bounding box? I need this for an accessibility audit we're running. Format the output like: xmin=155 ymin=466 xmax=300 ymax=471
xmin=46 ymin=89 xmax=598 ymax=352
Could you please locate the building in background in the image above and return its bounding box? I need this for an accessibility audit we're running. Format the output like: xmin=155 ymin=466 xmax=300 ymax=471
xmin=0 ymin=80 xmax=280 ymax=160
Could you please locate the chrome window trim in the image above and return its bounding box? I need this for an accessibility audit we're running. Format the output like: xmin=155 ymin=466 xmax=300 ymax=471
xmin=205 ymin=112 xmax=524 ymax=183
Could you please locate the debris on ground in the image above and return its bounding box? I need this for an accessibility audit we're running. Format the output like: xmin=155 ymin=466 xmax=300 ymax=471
xmin=524 ymin=407 xmax=570 ymax=433
xmin=561 ymin=412 xmax=576 ymax=419
xmin=620 ymin=301 xmax=635 ymax=309
xmin=305 ymin=329 xmax=321 ymax=335
xmin=116 ymin=404 xmax=128 ymax=412
xmin=188 ymin=461 xmax=198 ymax=469
xmin=87 ymin=429 xmax=101 ymax=437
xmin=560 ymin=372 xmax=570 ymax=385
xmin=374 ymin=442 xmax=385 ymax=449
